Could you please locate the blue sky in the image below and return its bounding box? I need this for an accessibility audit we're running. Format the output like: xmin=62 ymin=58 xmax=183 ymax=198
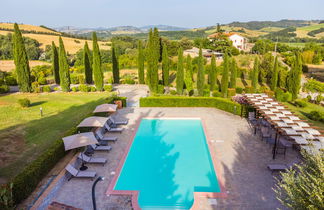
xmin=0 ymin=0 xmax=323 ymax=28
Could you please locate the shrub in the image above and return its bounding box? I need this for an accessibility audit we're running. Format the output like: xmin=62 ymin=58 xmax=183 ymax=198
xmin=78 ymin=75 xmax=85 ymax=84
xmin=307 ymin=95 xmax=312 ymax=102
xmin=5 ymin=76 xmax=17 ymax=86
xmin=275 ymin=89 xmax=292 ymax=102
xmin=79 ymin=84 xmax=90 ymax=92
xmin=53 ymin=87 xmax=60 ymax=91
xmin=70 ymin=74 xmax=79 ymax=84
xmin=38 ymin=77 xmax=47 ymax=85
xmin=104 ymin=85 xmax=113 ymax=92
xmin=42 ymin=85 xmax=51 ymax=92
xmin=71 ymin=87 xmax=79 ymax=92
xmin=0 ymin=85 xmax=10 ymax=93
xmin=170 ymin=90 xmax=177 ymax=95
xmin=122 ymin=75 xmax=136 ymax=84
xmin=294 ymin=99 xmax=307 ymax=108
xmin=274 ymin=151 xmax=324 ymax=210
xmin=235 ymin=87 xmax=243 ymax=94
xmin=18 ymin=98 xmax=30 ymax=107
xmin=157 ymin=85 xmax=165 ymax=94
xmin=90 ymin=86 xmax=96 ymax=92
xmin=307 ymin=111 xmax=324 ymax=122
xmin=227 ymin=88 xmax=236 ymax=98
xmin=31 ymin=81 xmax=39 ymax=90
xmin=203 ymin=89 xmax=210 ymax=97
xmin=212 ymin=91 xmax=222 ymax=97
xmin=315 ymin=95 xmax=322 ymax=104
xmin=140 ymin=96 xmax=242 ymax=115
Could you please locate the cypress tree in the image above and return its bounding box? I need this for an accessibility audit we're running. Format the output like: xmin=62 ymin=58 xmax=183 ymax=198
xmin=58 ymin=37 xmax=70 ymax=92
xmin=197 ymin=47 xmax=205 ymax=96
xmin=176 ymin=47 xmax=184 ymax=94
xmin=13 ymin=23 xmax=31 ymax=92
xmin=185 ymin=55 xmax=193 ymax=93
xmin=288 ymin=52 xmax=302 ymax=100
xmin=51 ymin=41 xmax=60 ymax=84
xmin=229 ymin=58 xmax=237 ymax=89
xmin=146 ymin=29 xmax=153 ymax=88
xmin=112 ymin=44 xmax=120 ymax=84
xmin=137 ymin=40 xmax=145 ymax=84
xmin=162 ymin=43 xmax=169 ymax=86
xmin=252 ymin=57 xmax=259 ymax=92
xmin=270 ymin=56 xmax=279 ymax=91
xmin=92 ymin=32 xmax=103 ymax=90
xmin=83 ymin=41 xmax=92 ymax=84
xmin=221 ymin=52 xmax=229 ymax=97
xmin=209 ymin=54 xmax=216 ymax=91
xmin=146 ymin=28 xmax=160 ymax=93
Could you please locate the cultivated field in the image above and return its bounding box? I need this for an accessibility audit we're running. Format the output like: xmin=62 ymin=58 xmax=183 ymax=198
xmin=0 ymin=92 xmax=109 ymax=182
xmin=0 ymin=26 xmax=111 ymax=54
xmin=0 ymin=60 xmax=50 ymax=72
xmin=0 ymin=23 xmax=60 ymax=34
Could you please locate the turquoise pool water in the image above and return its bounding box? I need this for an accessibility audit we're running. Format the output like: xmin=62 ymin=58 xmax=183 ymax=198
xmin=114 ymin=119 xmax=220 ymax=209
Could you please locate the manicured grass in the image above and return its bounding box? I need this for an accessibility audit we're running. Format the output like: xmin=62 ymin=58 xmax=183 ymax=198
xmin=0 ymin=92 xmax=109 ymax=180
xmin=283 ymin=101 xmax=324 ymax=130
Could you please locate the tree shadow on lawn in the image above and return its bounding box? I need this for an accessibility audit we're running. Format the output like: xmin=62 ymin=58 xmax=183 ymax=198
xmin=0 ymin=98 xmax=106 ymax=182
xmin=30 ymin=101 xmax=47 ymax=107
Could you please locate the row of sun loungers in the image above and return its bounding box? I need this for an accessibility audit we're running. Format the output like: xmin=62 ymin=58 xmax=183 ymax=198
xmin=65 ymin=113 xmax=128 ymax=180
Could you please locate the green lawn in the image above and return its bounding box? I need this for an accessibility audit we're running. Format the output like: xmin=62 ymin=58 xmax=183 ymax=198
xmin=0 ymin=92 xmax=109 ymax=180
xmin=284 ymin=101 xmax=324 ymax=130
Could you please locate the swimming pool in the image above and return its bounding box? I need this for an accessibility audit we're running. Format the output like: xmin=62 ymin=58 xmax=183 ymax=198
xmin=113 ymin=119 xmax=221 ymax=209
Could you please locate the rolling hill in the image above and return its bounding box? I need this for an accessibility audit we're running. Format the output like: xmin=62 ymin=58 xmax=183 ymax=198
xmin=0 ymin=23 xmax=110 ymax=54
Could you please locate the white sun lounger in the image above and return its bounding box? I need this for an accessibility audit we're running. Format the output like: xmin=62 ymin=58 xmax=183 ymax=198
xmin=65 ymin=164 xmax=96 ymax=180
xmin=78 ymin=153 xmax=107 ymax=165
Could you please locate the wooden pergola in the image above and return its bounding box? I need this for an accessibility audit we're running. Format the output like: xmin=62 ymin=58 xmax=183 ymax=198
xmin=243 ymin=93 xmax=324 ymax=159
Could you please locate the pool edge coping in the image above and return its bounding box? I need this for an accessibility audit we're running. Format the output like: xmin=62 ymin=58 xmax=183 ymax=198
xmin=106 ymin=117 xmax=227 ymax=210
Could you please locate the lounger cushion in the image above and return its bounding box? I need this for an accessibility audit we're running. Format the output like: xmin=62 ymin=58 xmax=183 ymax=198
xmin=267 ymin=164 xmax=287 ymax=171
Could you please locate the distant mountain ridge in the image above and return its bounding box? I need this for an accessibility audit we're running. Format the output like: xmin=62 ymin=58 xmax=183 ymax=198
xmin=54 ymin=25 xmax=189 ymax=35
xmin=226 ymin=19 xmax=322 ymax=30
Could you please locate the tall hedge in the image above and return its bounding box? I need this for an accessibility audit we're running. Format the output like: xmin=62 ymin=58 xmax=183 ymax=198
xmin=83 ymin=41 xmax=93 ymax=84
xmin=162 ymin=43 xmax=169 ymax=86
xmin=58 ymin=37 xmax=70 ymax=92
xmin=13 ymin=23 xmax=31 ymax=92
xmin=209 ymin=54 xmax=217 ymax=91
xmin=112 ymin=44 xmax=120 ymax=84
xmin=229 ymin=58 xmax=237 ymax=89
xmin=271 ymin=56 xmax=279 ymax=91
xmin=252 ymin=57 xmax=259 ymax=92
xmin=92 ymin=32 xmax=103 ymax=91
xmin=176 ymin=47 xmax=184 ymax=94
xmin=137 ymin=40 xmax=145 ymax=84
xmin=140 ymin=96 xmax=241 ymax=115
xmin=51 ymin=41 xmax=60 ymax=84
xmin=221 ymin=52 xmax=229 ymax=97
xmin=185 ymin=55 xmax=193 ymax=93
xmin=197 ymin=47 xmax=205 ymax=96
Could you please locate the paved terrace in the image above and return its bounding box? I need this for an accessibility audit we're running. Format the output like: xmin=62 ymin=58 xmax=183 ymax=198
xmin=33 ymin=86 xmax=298 ymax=209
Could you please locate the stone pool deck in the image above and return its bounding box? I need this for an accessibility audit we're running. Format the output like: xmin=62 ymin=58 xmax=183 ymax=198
xmin=33 ymin=104 xmax=298 ymax=210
